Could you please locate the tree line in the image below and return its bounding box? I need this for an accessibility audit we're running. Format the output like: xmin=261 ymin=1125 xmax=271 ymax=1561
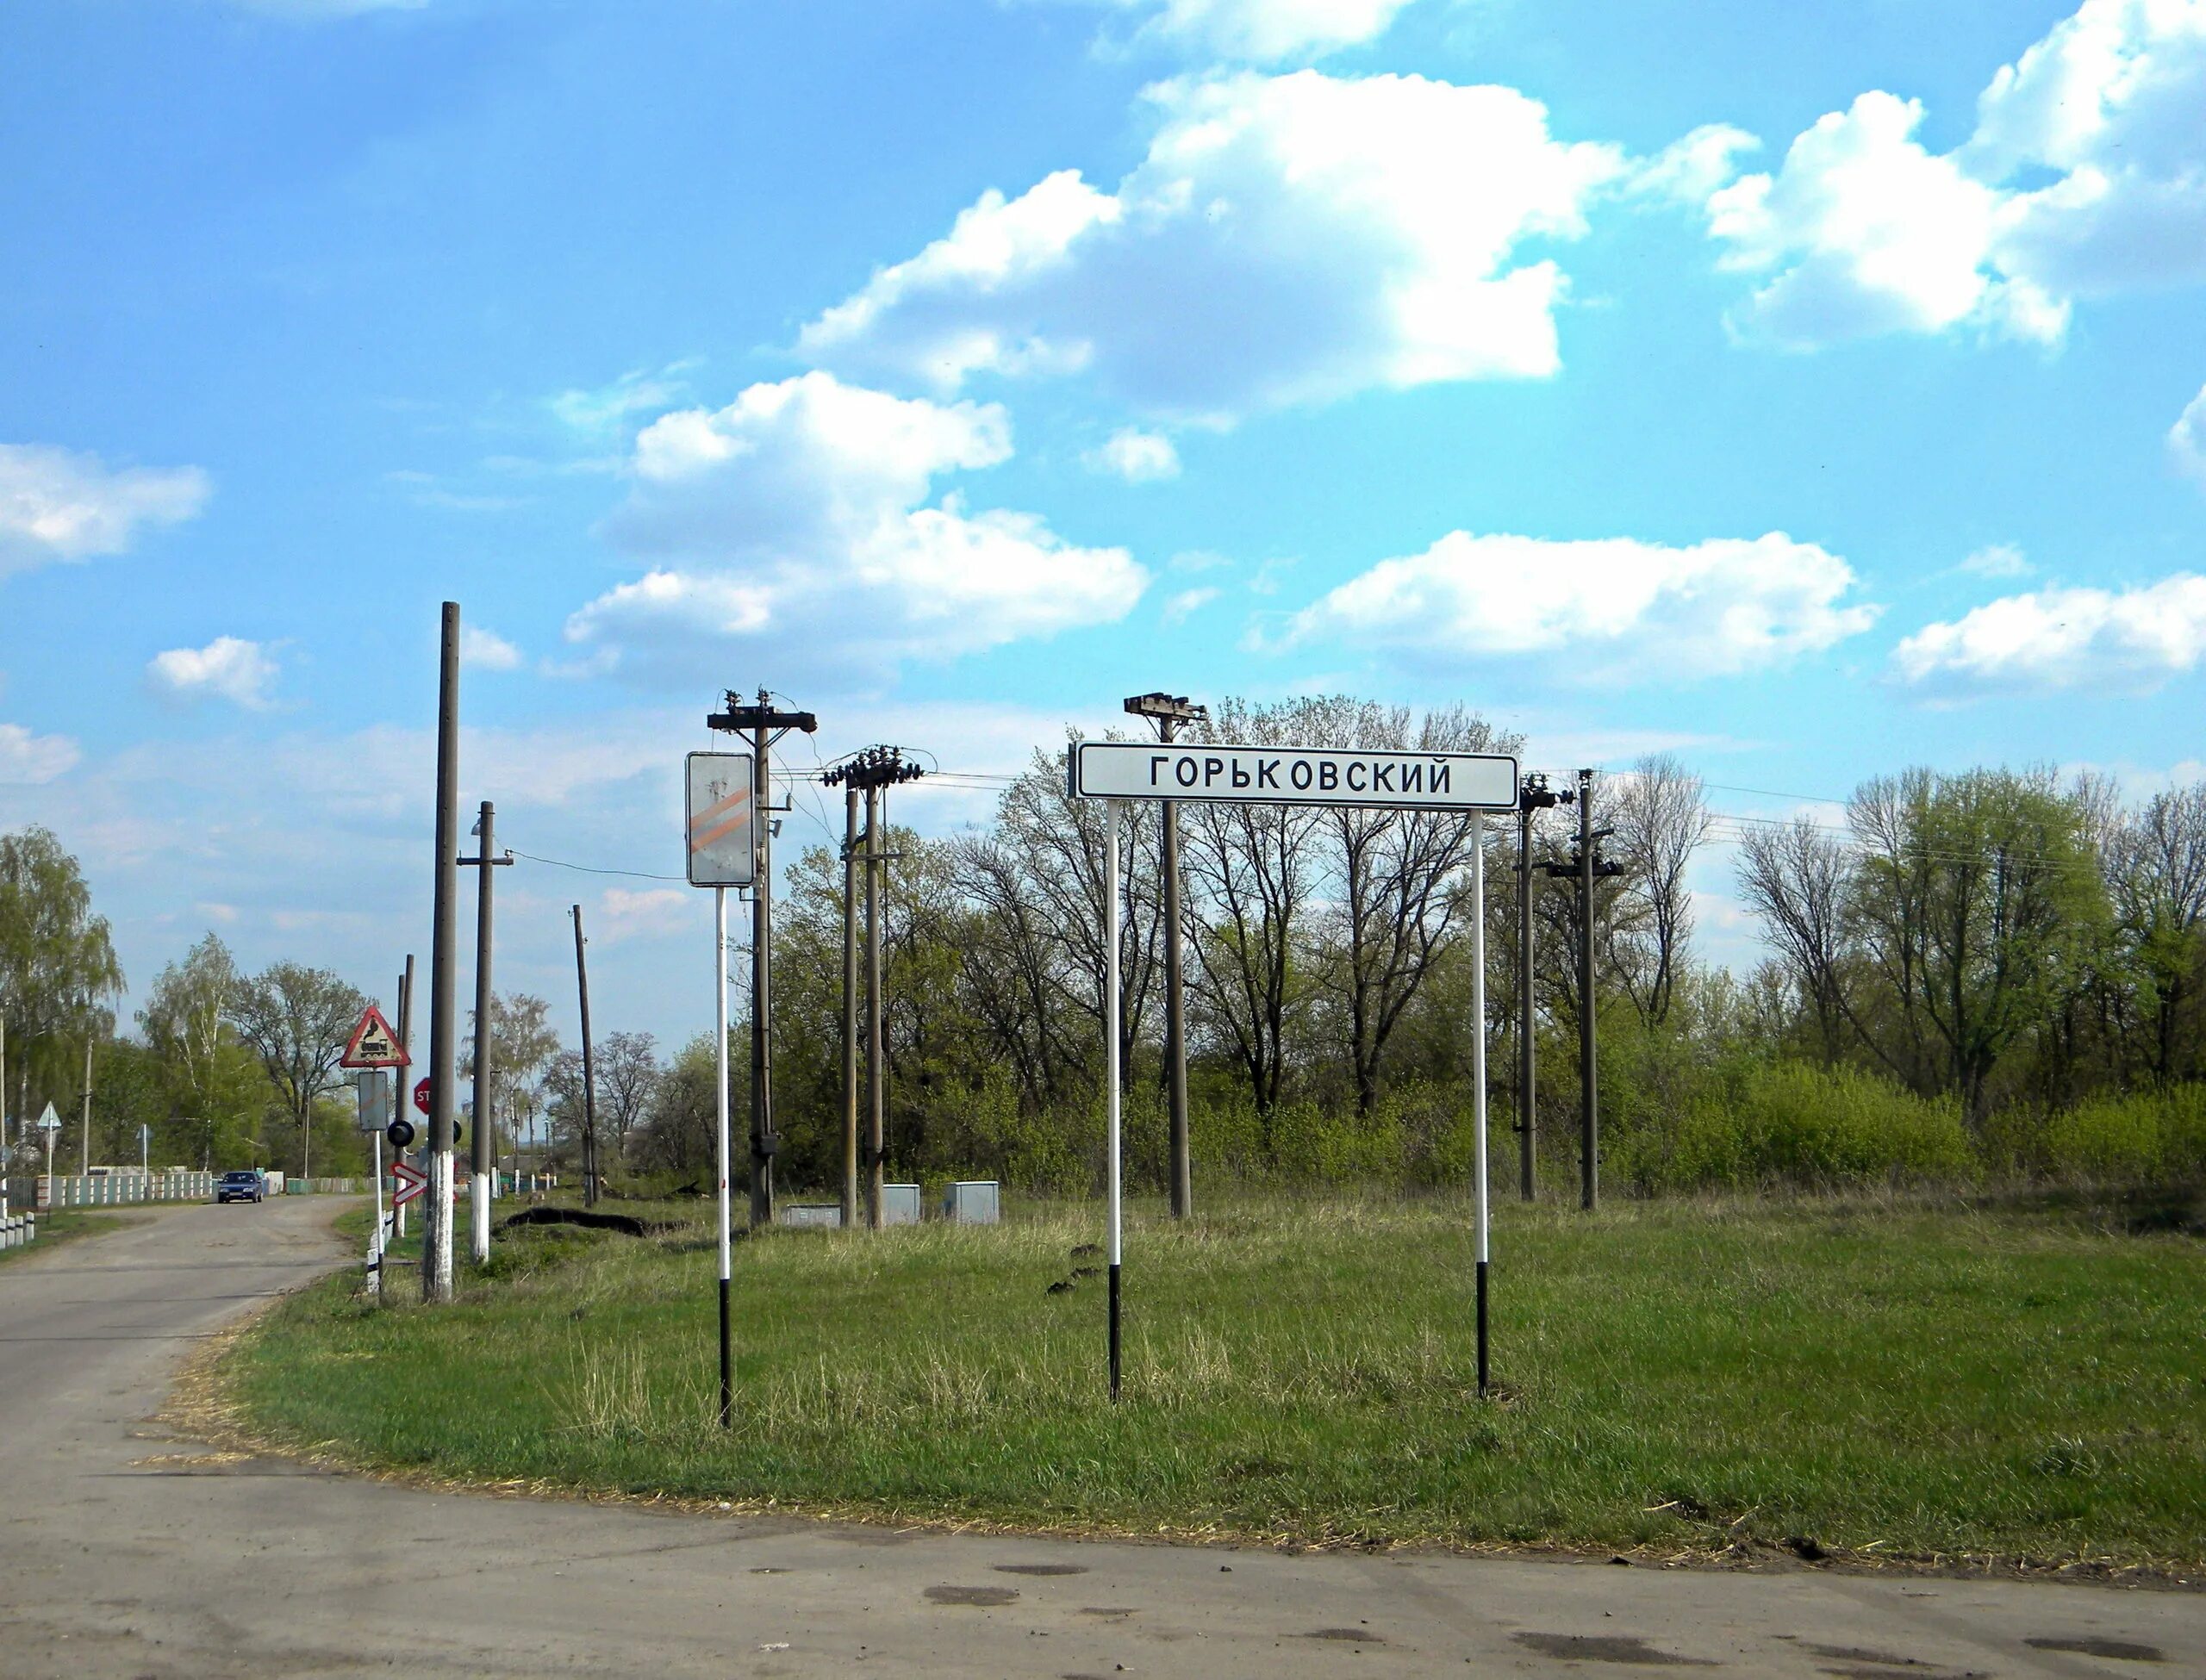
xmin=9 ymin=696 xmax=2203 ymax=1196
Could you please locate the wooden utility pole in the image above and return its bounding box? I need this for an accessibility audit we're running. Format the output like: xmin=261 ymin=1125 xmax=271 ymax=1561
xmin=1124 ymin=693 xmax=1206 ymax=1218
xmin=1515 ymin=774 xmax=1572 ymax=1200
xmin=394 ymin=956 xmax=414 ymax=1240
xmin=706 ymin=693 xmax=816 ymax=1229
xmin=1539 ymin=769 xmax=1618 ymax=1212
xmin=823 ymin=746 xmax=925 ymax=1231
xmin=839 ymin=787 xmax=859 ymax=1228
xmin=571 ymin=905 xmax=598 ymax=1207
xmin=80 ymin=1039 xmax=92 ymax=1177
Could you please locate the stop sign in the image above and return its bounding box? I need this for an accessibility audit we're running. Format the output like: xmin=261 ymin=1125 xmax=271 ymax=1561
xmin=413 ymin=1077 xmax=431 ymax=1115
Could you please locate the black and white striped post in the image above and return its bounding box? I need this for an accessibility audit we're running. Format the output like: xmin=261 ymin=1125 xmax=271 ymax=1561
xmin=1104 ymin=795 xmax=1125 ymax=1401
xmin=1471 ymin=813 xmax=1491 ymax=1397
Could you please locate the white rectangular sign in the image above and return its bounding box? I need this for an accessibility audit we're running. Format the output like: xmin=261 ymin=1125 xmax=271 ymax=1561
xmin=685 ymin=751 xmax=757 ymax=887
xmin=1069 ymin=740 xmax=1517 ymax=811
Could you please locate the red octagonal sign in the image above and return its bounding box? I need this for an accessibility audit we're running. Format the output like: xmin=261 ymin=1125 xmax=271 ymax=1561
xmin=413 ymin=1077 xmax=432 ymax=1116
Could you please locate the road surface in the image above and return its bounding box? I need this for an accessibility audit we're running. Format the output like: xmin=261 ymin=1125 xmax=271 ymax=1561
xmin=0 ymin=1196 xmax=2196 ymax=1677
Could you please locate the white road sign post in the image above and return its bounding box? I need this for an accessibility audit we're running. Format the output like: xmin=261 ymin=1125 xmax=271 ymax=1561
xmin=685 ymin=750 xmax=754 ymax=1430
xmin=1071 ymin=739 xmax=1517 ymax=1402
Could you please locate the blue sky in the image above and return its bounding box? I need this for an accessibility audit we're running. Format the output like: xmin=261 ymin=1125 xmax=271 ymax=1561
xmin=3 ymin=0 xmax=2203 ymax=1048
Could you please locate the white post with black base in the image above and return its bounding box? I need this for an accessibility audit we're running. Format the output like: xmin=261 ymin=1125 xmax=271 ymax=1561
xmin=1104 ymin=797 xmax=1124 ymax=1402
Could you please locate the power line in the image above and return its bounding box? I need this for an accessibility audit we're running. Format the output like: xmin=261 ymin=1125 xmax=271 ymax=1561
xmin=506 ymin=849 xmax=686 ymax=883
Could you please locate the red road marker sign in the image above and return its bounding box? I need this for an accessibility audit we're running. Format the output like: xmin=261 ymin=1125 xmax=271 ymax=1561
xmin=390 ymin=1158 xmax=429 ymax=1209
xmin=413 ymin=1076 xmax=432 ymax=1115
xmin=341 ymin=1005 xmax=410 ymax=1070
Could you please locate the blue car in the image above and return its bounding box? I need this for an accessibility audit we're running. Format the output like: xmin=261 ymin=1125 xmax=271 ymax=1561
xmin=215 ymin=1169 xmax=265 ymax=1204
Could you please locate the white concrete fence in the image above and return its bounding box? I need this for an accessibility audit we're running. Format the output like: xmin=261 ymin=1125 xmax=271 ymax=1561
xmin=1 ymin=1210 xmax=34 ymax=1250
xmin=38 ymin=1171 xmax=214 ymax=1209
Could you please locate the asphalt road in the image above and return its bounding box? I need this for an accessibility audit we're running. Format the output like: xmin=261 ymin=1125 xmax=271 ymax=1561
xmin=0 ymin=1196 xmax=2197 ymax=1679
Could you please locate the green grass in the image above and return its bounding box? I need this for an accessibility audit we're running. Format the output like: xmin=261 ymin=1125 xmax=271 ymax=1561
xmin=222 ymin=1189 xmax=2206 ymax=1569
xmin=0 ymin=1207 xmax=124 ymax=1266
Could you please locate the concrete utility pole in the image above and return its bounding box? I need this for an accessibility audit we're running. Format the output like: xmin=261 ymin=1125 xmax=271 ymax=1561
xmin=459 ymin=800 xmax=514 ymax=1262
xmin=1514 ymin=774 xmax=1572 ymax=1201
xmin=839 ymin=787 xmax=860 ymax=1229
xmin=707 ymin=692 xmax=816 ymax=1229
xmin=822 ymin=746 xmax=925 ymax=1230
xmin=571 ymin=904 xmax=598 ymax=1208
xmin=423 ymin=603 xmax=462 ymax=1303
xmin=1125 ymin=692 xmax=1206 ymax=1219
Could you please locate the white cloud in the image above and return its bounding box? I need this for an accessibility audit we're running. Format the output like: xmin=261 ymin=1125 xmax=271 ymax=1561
xmin=799 ymin=70 xmax=1630 ymax=422
xmin=1957 ymin=542 xmax=2032 ymax=579
xmin=1702 ymin=0 xmax=2206 ymax=348
xmin=1162 ymin=585 xmax=1220 ymax=625
xmin=595 ymin=887 xmax=693 ymax=944
xmin=549 ymin=363 xmax=695 ymax=437
xmin=460 ymin=625 xmax=523 ymax=671
xmin=146 ymin=638 xmax=282 ymax=710
xmin=1098 ymin=0 xmax=1419 ymax=63
xmin=2172 ymin=383 xmax=2206 ymax=483
xmin=1891 ymin=574 xmax=2206 ymax=694
xmin=0 ymin=444 xmax=209 ymax=577
xmin=1278 ymin=530 xmax=1879 ymax=677
xmin=1086 ymin=427 xmax=1182 ymax=482
xmin=0 ymin=722 xmax=78 ymax=784
xmin=564 ymin=372 xmax=1145 ymax=686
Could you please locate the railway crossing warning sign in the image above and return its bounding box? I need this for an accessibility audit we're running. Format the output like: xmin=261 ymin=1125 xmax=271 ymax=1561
xmin=340 ymin=1005 xmax=408 ymax=1069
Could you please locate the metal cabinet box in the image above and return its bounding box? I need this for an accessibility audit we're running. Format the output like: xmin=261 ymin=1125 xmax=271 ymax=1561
xmin=944 ymin=1181 xmax=1000 ymax=1224
xmin=881 ymin=1183 xmax=922 ymax=1225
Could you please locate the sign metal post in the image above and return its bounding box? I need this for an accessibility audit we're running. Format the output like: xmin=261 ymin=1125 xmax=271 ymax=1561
xmin=686 ymin=749 xmax=755 ymax=1429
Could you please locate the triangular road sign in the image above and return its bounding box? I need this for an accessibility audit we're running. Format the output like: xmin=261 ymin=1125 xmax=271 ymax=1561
xmin=341 ymin=1005 xmax=409 ymax=1069
xmin=35 ymin=1101 xmax=61 ymax=1131
xmin=390 ymin=1158 xmax=429 ymax=1209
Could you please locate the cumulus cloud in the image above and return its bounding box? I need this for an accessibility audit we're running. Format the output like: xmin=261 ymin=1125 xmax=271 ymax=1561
xmin=147 ymin=637 xmax=281 ymax=710
xmin=460 ymin=625 xmax=523 ymax=670
xmin=1086 ymin=427 xmax=1182 ymax=482
xmin=595 ymin=887 xmax=692 ymax=943
xmin=1892 ymin=575 xmax=2206 ymax=694
xmin=799 ymin=70 xmax=1631 ymax=422
xmin=0 ymin=444 xmax=209 ymax=577
xmin=2172 ymin=383 xmax=2206 ymax=484
xmin=1702 ymin=0 xmax=2206 ymax=347
xmin=0 ymin=722 xmax=79 ymax=784
xmin=1276 ymin=530 xmax=1879 ymax=678
xmin=1162 ymin=585 xmax=1220 ymax=625
xmin=1091 ymin=0 xmax=1419 ymax=63
xmin=564 ymin=373 xmax=1145 ymax=685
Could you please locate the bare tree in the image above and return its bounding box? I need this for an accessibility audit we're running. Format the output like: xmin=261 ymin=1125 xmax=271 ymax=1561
xmin=594 ymin=1030 xmax=661 ymax=1160
xmin=465 ymin=991 xmax=560 ymax=1162
xmin=1736 ymin=815 xmax=1858 ymax=1063
xmin=1611 ymin=752 xmax=1711 ymax=1027
xmin=1180 ymin=699 xmax=1329 ymax=1129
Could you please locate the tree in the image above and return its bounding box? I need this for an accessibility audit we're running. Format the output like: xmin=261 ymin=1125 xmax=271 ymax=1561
xmin=2109 ymin=783 xmax=2206 ymax=1083
xmin=1181 ymin=699 xmax=1329 ymax=1129
xmin=141 ymin=934 xmax=268 ymax=1169
xmin=465 ymin=992 xmax=561 ymax=1163
xmin=1736 ymin=816 xmax=1857 ymax=1064
xmin=229 ymin=961 xmax=367 ymax=1179
xmin=1847 ymin=768 xmax=2106 ymax=1117
xmin=595 ymin=1030 xmax=661 ymax=1160
xmin=1612 ymin=753 xmax=1711 ymax=1028
xmin=0 ymin=826 xmax=124 ymax=1128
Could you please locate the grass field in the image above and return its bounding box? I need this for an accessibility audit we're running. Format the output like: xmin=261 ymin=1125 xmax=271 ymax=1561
xmin=221 ymin=1189 xmax=2206 ymax=1571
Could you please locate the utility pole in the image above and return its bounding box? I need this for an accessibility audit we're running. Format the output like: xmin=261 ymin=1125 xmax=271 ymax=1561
xmin=1514 ymin=774 xmax=1572 ymax=1200
xmin=706 ymin=692 xmax=817 ymax=1229
xmin=1542 ymin=768 xmax=1619 ymax=1212
xmin=823 ymin=746 xmax=925 ymax=1230
xmin=839 ymin=787 xmax=859 ymax=1228
xmin=423 ymin=602 xmax=462 ymax=1303
xmin=459 ymin=801 xmax=513 ymax=1262
xmin=1125 ymin=692 xmax=1206 ymax=1218
xmin=571 ymin=904 xmax=598 ymax=1208
xmin=81 ymin=1038 xmax=94 ymax=1177
xmin=394 ymin=955 xmax=414 ymax=1240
